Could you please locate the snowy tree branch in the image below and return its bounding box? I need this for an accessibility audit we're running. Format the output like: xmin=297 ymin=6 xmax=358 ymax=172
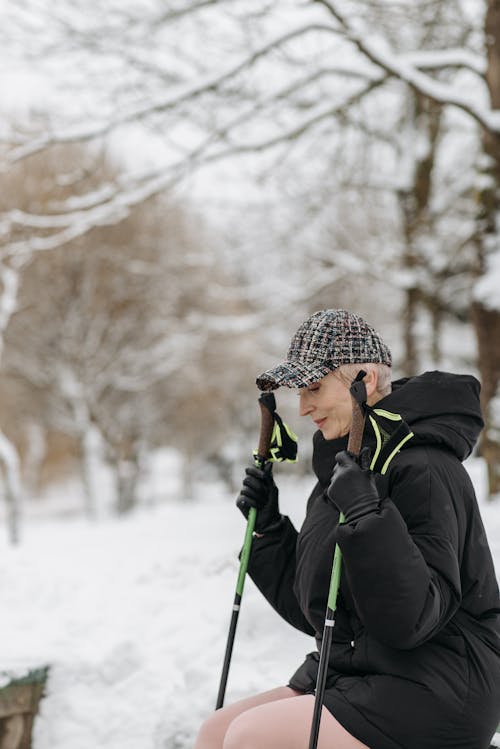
xmin=314 ymin=0 xmax=500 ymax=133
xmin=0 ymin=69 xmax=391 ymax=259
xmin=3 ymin=22 xmax=341 ymax=165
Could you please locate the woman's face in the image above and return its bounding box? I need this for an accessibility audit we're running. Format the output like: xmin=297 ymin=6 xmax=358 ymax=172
xmin=298 ymin=371 xmax=352 ymax=440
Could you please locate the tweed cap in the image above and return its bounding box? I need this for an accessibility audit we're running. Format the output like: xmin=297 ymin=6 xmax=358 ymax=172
xmin=256 ymin=309 xmax=392 ymax=391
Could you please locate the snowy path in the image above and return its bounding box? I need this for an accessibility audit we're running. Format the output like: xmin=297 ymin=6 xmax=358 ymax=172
xmin=0 ymin=477 xmax=312 ymax=749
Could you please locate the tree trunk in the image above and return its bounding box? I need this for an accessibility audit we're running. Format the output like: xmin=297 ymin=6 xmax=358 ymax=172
xmin=109 ymin=439 xmax=145 ymax=514
xmin=114 ymin=457 xmax=141 ymax=514
xmin=0 ymin=431 xmax=22 ymax=545
xmin=472 ymin=0 xmax=500 ymax=496
xmin=0 ymin=262 xmax=24 ymax=543
xmin=472 ymin=302 xmax=500 ymax=494
xmin=430 ymin=299 xmax=443 ymax=367
xmin=79 ymin=423 xmax=103 ymax=519
xmin=23 ymin=423 xmax=46 ymax=498
xmin=399 ymin=92 xmax=442 ymax=374
xmin=402 ymin=284 xmax=420 ymax=375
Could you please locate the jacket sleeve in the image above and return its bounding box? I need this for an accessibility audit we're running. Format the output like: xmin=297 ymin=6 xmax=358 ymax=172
xmin=336 ymin=448 xmax=463 ymax=650
xmin=246 ymin=515 xmax=315 ymax=636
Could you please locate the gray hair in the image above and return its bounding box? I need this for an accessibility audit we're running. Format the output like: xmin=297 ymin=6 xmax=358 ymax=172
xmin=335 ymin=362 xmax=392 ymax=399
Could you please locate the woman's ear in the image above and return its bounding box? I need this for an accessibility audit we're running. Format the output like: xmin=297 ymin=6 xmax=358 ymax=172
xmin=364 ymin=367 xmax=379 ymax=401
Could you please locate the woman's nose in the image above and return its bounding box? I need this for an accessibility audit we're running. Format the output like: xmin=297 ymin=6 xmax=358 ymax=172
xmin=299 ymin=390 xmax=313 ymax=416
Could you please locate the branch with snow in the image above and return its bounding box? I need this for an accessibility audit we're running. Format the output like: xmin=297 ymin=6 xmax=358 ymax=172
xmin=2 ymin=22 xmax=343 ymax=165
xmin=314 ymin=0 xmax=500 ymax=133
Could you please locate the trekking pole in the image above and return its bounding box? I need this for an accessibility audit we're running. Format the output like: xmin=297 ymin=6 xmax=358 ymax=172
xmin=215 ymin=391 xmax=276 ymax=709
xmin=308 ymin=371 xmax=367 ymax=749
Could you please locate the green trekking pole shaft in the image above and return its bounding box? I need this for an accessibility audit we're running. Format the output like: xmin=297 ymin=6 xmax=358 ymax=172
xmin=215 ymin=392 xmax=276 ymax=709
xmin=215 ymin=507 xmax=256 ymax=710
xmin=307 ymin=531 xmax=344 ymax=749
xmin=308 ymin=372 xmax=367 ymax=749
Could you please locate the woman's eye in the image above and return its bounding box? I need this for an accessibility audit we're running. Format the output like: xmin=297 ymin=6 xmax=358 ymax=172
xmin=297 ymin=386 xmax=320 ymax=396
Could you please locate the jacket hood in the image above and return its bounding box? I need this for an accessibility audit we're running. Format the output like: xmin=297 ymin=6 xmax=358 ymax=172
xmin=372 ymin=370 xmax=483 ymax=462
xmin=312 ymin=371 xmax=483 ymax=485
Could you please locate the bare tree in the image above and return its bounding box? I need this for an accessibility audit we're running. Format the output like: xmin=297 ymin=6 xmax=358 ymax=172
xmin=1 ymin=143 xmax=262 ymax=514
xmin=1 ymin=0 xmax=500 ymax=492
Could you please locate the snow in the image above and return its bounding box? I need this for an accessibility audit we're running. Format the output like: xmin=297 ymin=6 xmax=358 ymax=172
xmin=0 ymin=469 xmax=313 ymax=749
xmin=0 ymin=455 xmax=498 ymax=749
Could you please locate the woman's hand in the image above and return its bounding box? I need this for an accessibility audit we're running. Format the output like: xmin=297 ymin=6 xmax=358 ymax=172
xmin=327 ymin=447 xmax=380 ymax=522
xmin=236 ymin=462 xmax=282 ymax=533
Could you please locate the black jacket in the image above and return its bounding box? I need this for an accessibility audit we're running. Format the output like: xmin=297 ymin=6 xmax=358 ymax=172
xmin=247 ymin=371 xmax=500 ymax=749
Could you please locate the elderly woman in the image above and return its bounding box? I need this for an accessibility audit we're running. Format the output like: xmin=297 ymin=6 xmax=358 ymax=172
xmin=194 ymin=309 xmax=500 ymax=749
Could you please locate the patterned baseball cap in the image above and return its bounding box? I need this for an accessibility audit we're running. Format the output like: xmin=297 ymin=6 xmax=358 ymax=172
xmin=256 ymin=309 xmax=392 ymax=391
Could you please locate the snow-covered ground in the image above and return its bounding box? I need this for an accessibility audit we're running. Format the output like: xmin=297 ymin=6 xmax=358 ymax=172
xmin=0 ymin=457 xmax=498 ymax=749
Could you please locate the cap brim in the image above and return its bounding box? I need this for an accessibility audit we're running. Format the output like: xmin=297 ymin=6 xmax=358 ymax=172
xmin=256 ymin=360 xmax=332 ymax=391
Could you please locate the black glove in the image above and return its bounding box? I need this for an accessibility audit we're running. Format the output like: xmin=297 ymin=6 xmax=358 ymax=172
xmin=236 ymin=462 xmax=282 ymax=533
xmin=327 ymin=447 xmax=380 ymax=522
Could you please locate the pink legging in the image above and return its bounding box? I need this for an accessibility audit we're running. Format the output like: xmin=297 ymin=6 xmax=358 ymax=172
xmin=193 ymin=686 xmax=371 ymax=749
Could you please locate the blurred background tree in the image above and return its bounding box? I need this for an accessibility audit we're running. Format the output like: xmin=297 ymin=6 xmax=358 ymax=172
xmin=0 ymin=143 xmax=261 ymax=521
